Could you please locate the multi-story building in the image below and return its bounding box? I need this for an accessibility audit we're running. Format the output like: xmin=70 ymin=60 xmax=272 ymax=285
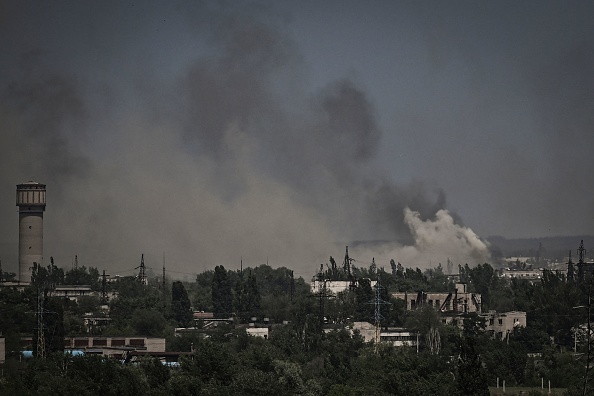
xmin=392 ymin=283 xmax=481 ymax=314
xmin=480 ymin=310 xmax=526 ymax=340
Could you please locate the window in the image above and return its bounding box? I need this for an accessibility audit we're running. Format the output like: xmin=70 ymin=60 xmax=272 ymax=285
xmin=498 ymin=319 xmax=503 ymax=325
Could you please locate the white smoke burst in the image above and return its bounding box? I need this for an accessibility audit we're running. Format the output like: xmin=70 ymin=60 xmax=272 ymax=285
xmin=351 ymin=208 xmax=490 ymax=270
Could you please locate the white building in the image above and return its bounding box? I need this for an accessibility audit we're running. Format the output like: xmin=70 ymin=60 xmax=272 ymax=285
xmin=311 ymin=280 xmax=377 ymax=295
xmin=246 ymin=326 xmax=269 ymax=339
xmin=500 ymin=269 xmax=542 ymax=281
xmin=52 ymin=285 xmax=94 ymax=301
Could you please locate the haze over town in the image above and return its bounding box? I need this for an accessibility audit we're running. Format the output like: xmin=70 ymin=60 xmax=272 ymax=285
xmin=1 ymin=1 xmax=592 ymax=277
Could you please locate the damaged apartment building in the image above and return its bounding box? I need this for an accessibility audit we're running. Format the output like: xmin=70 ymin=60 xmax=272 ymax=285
xmin=392 ymin=282 xmax=526 ymax=340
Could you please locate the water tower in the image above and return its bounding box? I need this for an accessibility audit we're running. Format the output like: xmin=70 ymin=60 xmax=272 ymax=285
xmin=16 ymin=181 xmax=46 ymax=283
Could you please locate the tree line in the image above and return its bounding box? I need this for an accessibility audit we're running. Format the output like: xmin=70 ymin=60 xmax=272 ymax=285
xmin=0 ymin=257 xmax=593 ymax=394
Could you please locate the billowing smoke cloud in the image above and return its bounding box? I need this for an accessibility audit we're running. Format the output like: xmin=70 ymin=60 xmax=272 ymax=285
xmin=348 ymin=208 xmax=490 ymax=270
xmin=1 ymin=2 xmax=498 ymax=279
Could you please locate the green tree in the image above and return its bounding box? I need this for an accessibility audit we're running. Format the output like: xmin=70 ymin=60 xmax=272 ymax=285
xmin=0 ymin=287 xmax=35 ymax=356
xmin=106 ymin=277 xmax=165 ymax=334
xmin=171 ymin=281 xmax=193 ymax=326
xmin=130 ymin=309 xmax=168 ymax=336
xmin=236 ymin=271 xmax=261 ymax=322
xmin=179 ymin=337 xmax=237 ymax=385
xmin=211 ymin=265 xmax=233 ymax=318
xmin=354 ymin=278 xmax=373 ymax=321
xmin=31 ymin=260 xmax=63 ymax=292
xmin=456 ymin=314 xmax=489 ymax=396
xmin=64 ymin=265 xmax=100 ymax=290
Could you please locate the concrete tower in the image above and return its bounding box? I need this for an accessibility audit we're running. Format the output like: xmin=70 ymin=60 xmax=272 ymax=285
xmin=16 ymin=182 xmax=46 ymax=283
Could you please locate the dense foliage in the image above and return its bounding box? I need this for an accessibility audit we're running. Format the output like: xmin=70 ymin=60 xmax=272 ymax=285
xmin=0 ymin=258 xmax=593 ymax=394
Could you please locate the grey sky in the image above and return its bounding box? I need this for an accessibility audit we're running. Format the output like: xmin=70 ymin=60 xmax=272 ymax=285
xmin=0 ymin=1 xmax=592 ymax=277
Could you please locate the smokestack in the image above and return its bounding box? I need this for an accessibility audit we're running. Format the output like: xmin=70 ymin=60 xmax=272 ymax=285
xmin=16 ymin=181 xmax=46 ymax=283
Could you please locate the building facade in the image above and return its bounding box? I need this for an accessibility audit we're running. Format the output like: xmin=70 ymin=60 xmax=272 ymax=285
xmin=351 ymin=321 xmax=418 ymax=348
xmin=311 ymin=279 xmax=377 ymax=295
xmin=392 ymin=283 xmax=482 ymax=314
xmin=480 ymin=310 xmax=526 ymax=340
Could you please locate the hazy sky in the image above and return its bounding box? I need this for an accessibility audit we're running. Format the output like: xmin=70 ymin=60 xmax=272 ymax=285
xmin=1 ymin=1 xmax=592 ymax=278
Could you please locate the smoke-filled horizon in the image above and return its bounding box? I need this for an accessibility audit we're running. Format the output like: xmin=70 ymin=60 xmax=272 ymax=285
xmin=1 ymin=1 xmax=592 ymax=278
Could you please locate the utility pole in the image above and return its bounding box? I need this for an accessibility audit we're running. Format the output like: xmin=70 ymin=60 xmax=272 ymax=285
xmin=162 ymin=253 xmax=166 ymax=291
xmin=585 ymin=278 xmax=592 ymax=396
xmin=74 ymin=255 xmax=78 ymax=285
xmin=578 ymin=240 xmax=587 ymax=282
xmin=290 ymin=270 xmax=295 ymax=302
xmin=568 ymin=250 xmax=575 ymax=282
xmin=371 ymin=280 xmax=390 ymax=353
xmin=136 ymin=254 xmax=147 ymax=285
xmin=100 ymin=270 xmax=109 ymax=305
xmin=310 ymin=279 xmax=332 ymax=328
xmin=162 ymin=253 xmax=166 ymax=310
xmin=575 ymin=274 xmax=594 ymax=395
xmin=343 ymin=246 xmax=353 ymax=278
xmin=36 ymin=288 xmax=46 ymax=358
